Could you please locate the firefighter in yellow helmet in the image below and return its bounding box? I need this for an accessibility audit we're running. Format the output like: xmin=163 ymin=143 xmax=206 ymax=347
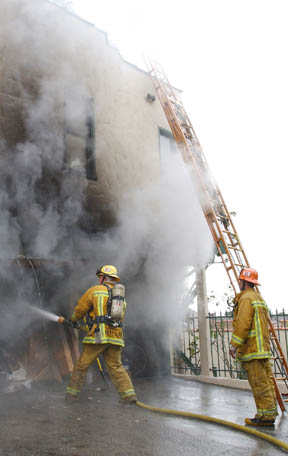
xmin=66 ymin=265 xmax=137 ymax=403
xmin=229 ymin=268 xmax=277 ymax=426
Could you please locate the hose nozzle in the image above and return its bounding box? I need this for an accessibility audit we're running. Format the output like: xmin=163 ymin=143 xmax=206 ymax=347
xmin=57 ymin=316 xmax=79 ymax=329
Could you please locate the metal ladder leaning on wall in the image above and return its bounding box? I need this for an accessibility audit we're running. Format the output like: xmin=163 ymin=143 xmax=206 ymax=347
xmin=145 ymin=57 xmax=288 ymax=411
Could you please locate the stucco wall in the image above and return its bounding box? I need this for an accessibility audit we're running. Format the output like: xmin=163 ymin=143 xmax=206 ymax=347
xmin=64 ymin=11 xmax=171 ymax=208
xmin=0 ymin=0 xmax=170 ymax=212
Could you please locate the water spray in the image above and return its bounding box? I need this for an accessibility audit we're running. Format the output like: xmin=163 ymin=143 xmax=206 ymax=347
xmin=26 ymin=307 xmax=109 ymax=387
xmin=27 ymin=304 xmax=59 ymax=322
xmin=27 ymin=305 xmax=79 ymax=328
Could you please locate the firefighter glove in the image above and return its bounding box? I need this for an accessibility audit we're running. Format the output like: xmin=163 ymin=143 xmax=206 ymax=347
xmin=68 ymin=320 xmax=80 ymax=329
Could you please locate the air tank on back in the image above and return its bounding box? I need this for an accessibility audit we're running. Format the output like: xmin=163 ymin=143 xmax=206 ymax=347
xmin=110 ymin=283 xmax=125 ymax=320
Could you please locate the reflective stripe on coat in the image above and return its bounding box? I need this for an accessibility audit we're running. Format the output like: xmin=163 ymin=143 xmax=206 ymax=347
xmin=231 ymin=288 xmax=271 ymax=361
xmin=71 ymin=284 xmax=126 ymax=347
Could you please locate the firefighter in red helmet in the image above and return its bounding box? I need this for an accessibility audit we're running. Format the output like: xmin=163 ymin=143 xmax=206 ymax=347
xmin=229 ymin=268 xmax=277 ymax=426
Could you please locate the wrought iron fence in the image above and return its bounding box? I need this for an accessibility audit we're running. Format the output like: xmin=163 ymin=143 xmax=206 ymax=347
xmin=171 ymin=317 xmax=201 ymax=376
xmin=171 ymin=309 xmax=288 ymax=379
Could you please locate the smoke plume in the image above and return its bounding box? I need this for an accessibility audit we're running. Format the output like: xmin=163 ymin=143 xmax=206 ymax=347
xmin=0 ymin=0 xmax=214 ymax=365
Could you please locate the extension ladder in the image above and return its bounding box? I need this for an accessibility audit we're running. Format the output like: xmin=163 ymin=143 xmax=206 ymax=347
xmin=145 ymin=58 xmax=248 ymax=294
xmin=145 ymin=57 xmax=288 ymax=411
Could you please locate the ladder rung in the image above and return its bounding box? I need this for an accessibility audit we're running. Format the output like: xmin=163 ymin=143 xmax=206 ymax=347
xmin=179 ymin=118 xmax=191 ymax=126
xmin=283 ymin=399 xmax=288 ymax=402
xmin=211 ymin=201 xmax=225 ymax=208
xmin=274 ymin=377 xmax=287 ymax=381
xmin=216 ymin=214 xmax=229 ymax=221
xmin=223 ymin=232 xmax=239 ymax=239
xmin=271 ymin=356 xmax=284 ymax=360
xmin=184 ymin=132 xmax=194 ymax=140
xmin=211 ymin=198 xmax=225 ymax=207
xmin=168 ymin=98 xmax=183 ymax=107
xmin=183 ymin=131 xmax=194 ymax=139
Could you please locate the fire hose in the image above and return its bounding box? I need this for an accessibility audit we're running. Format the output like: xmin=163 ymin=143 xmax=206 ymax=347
xmin=136 ymin=401 xmax=288 ymax=453
xmin=58 ymin=317 xmax=288 ymax=452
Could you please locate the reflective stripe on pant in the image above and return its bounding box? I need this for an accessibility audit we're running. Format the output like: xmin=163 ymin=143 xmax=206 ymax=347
xmin=66 ymin=343 xmax=136 ymax=400
xmin=243 ymin=358 xmax=278 ymax=419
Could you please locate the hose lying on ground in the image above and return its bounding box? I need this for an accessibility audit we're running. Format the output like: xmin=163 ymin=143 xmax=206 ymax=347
xmin=136 ymin=401 xmax=288 ymax=453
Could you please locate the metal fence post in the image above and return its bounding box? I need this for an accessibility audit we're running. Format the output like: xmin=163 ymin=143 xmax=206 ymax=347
xmin=196 ymin=268 xmax=212 ymax=376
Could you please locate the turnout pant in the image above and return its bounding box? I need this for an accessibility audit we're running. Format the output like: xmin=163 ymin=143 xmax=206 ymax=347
xmin=242 ymin=358 xmax=277 ymax=419
xmin=66 ymin=343 xmax=136 ymax=401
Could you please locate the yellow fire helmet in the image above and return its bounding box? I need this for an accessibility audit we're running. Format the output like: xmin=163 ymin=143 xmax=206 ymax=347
xmin=96 ymin=265 xmax=120 ymax=282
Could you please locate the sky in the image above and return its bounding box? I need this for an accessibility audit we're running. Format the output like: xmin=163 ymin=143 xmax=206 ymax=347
xmin=67 ymin=0 xmax=288 ymax=312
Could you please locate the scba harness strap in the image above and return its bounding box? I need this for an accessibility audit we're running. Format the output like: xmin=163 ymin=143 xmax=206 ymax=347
xmin=86 ymin=284 xmax=122 ymax=331
xmin=90 ymin=314 xmax=122 ymax=329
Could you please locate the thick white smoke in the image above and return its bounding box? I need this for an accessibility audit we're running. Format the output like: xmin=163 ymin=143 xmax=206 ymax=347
xmin=92 ymin=154 xmax=214 ymax=324
xmin=0 ymin=0 xmax=214 ymax=362
xmin=0 ymin=0 xmax=94 ymax=261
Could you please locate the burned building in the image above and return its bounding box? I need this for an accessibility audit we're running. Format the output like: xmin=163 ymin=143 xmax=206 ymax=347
xmin=0 ymin=0 xmax=213 ymax=384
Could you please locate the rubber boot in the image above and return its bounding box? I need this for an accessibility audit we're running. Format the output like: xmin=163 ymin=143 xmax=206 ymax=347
xmin=245 ymin=417 xmax=275 ymax=427
xmin=65 ymin=393 xmax=79 ymax=403
xmin=119 ymin=395 xmax=137 ymax=405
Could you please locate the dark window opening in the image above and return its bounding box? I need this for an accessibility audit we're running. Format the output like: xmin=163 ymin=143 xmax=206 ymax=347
xmin=64 ymin=97 xmax=96 ymax=180
xmin=159 ymin=127 xmax=178 ymax=162
xmin=85 ymin=98 xmax=96 ymax=180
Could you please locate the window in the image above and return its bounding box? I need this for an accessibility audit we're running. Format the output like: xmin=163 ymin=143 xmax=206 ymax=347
xmin=65 ymin=97 xmax=96 ymax=180
xmin=65 ymin=134 xmax=86 ymax=171
xmin=85 ymin=98 xmax=96 ymax=180
xmin=159 ymin=128 xmax=178 ymax=162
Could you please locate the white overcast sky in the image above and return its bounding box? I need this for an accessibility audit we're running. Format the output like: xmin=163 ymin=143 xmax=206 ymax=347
xmin=70 ymin=0 xmax=288 ymax=312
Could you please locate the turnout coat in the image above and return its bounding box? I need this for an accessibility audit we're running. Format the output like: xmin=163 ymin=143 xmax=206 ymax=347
xmin=231 ymin=287 xmax=271 ymax=362
xmin=71 ymin=283 xmax=126 ymax=347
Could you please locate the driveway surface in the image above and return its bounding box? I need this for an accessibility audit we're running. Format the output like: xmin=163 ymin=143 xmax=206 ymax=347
xmin=0 ymin=373 xmax=287 ymax=455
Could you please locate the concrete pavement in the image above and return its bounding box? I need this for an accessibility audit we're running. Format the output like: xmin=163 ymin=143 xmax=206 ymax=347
xmin=0 ymin=374 xmax=287 ymax=455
